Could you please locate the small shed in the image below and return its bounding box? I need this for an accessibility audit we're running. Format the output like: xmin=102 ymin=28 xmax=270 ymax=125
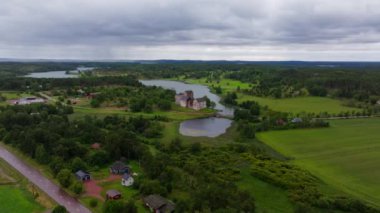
xmin=143 ymin=194 xmax=175 ymax=213
xmin=75 ymin=170 xmax=91 ymax=181
xmin=106 ymin=189 xmax=121 ymax=200
xmin=121 ymin=173 xmax=134 ymax=187
xmin=110 ymin=161 xmax=130 ymax=174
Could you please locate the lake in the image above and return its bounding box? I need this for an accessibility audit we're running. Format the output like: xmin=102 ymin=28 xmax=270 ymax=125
xmin=24 ymin=67 xmax=94 ymax=78
xmin=140 ymin=79 xmax=234 ymax=137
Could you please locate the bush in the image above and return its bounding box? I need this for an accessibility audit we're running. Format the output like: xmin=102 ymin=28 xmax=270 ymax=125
xmin=70 ymin=181 xmax=83 ymax=195
xmin=90 ymin=199 xmax=98 ymax=207
xmin=57 ymin=169 xmax=73 ymax=188
xmin=52 ymin=205 xmax=67 ymax=213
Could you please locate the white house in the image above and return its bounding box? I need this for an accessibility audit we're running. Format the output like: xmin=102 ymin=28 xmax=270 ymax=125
xmin=121 ymin=173 xmax=134 ymax=186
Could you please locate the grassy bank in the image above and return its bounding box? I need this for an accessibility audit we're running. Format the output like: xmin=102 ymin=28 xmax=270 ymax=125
xmin=257 ymin=118 xmax=380 ymax=207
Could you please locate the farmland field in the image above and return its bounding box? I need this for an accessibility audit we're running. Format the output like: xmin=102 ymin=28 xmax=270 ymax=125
xmin=257 ymin=118 xmax=380 ymax=207
xmin=238 ymin=94 xmax=359 ymax=114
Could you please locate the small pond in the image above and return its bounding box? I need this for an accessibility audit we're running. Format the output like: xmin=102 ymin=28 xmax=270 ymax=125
xmin=179 ymin=117 xmax=232 ymax=137
xmin=140 ymin=79 xmax=234 ymax=137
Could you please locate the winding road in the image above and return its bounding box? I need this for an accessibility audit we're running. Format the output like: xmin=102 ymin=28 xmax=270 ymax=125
xmin=0 ymin=145 xmax=91 ymax=213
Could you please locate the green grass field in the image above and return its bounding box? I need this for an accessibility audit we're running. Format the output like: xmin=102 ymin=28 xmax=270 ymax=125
xmin=0 ymin=185 xmax=44 ymax=213
xmin=0 ymin=159 xmax=45 ymax=213
xmin=238 ymin=94 xmax=358 ymax=114
xmin=257 ymin=118 xmax=380 ymax=207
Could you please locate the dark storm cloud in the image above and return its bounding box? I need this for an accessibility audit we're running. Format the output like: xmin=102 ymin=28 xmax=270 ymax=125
xmin=0 ymin=0 xmax=379 ymax=60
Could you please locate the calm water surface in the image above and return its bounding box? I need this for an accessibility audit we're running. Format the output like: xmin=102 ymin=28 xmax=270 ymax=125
xmin=179 ymin=117 xmax=232 ymax=137
xmin=24 ymin=67 xmax=94 ymax=78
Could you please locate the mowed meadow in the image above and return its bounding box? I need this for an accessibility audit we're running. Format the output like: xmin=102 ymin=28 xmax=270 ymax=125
xmin=238 ymin=95 xmax=359 ymax=114
xmin=257 ymin=118 xmax=380 ymax=207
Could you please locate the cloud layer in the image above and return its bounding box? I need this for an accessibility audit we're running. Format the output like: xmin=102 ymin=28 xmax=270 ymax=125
xmin=0 ymin=0 xmax=380 ymax=60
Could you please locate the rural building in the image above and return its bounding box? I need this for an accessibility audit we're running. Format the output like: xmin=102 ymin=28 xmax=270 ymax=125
xmin=86 ymin=92 xmax=101 ymax=99
xmin=192 ymin=97 xmax=208 ymax=110
xmin=143 ymin=194 xmax=175 ymax=213
xmin=106 ymin=189 xmax=121 ymax=200
xmin=75 ymin=170 xmax=91 ymax=181
xmin=175 ymin=94 xmax=189 ymax=107
xmin=9 ymin=97 xmax=46 ymax=105
xmin=174 ymin=90 xmax=207 ymax=110
xmin=121 ymin=173 xmax=134 ymax=186
xmin=110 ymin=161 xmax=130 ymax=174
xmin=276 ymin=119 xmax=286 ymax=126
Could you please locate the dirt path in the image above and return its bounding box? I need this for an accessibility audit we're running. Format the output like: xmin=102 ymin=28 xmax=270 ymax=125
xmin=0 ymin=145 xmax=91 ymax=213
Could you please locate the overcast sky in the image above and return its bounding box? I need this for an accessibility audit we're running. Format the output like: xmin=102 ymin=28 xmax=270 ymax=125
xmin=0 ymin=0 xmax=380 ymax=61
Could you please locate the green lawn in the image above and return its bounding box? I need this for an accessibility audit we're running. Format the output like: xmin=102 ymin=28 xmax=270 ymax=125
xmin=239 ymin=94 xmax=358 ymax=114
xmin=0 ymin=185 xmax=44 ymax=213
xmin=257 ymin=118 xmax=380 ymax=207
xmin=0 ymin=159 xmax=45 ymax=213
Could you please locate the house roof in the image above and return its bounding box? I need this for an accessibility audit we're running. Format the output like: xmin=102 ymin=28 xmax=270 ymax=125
xmin=75 ymin=170 xmax=89 ymax=178
xmin=161 ymin=202 xmax=175 ymax=213
xmin=110 ymin=161 xmax=129 ymax=170
xmin=143 ymin=194 xmax=175 ymax=212
xmin=143 ymin=195 xmax=167 ymax=209
xmin=106 ymin=189 xmax=121 ymax=197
